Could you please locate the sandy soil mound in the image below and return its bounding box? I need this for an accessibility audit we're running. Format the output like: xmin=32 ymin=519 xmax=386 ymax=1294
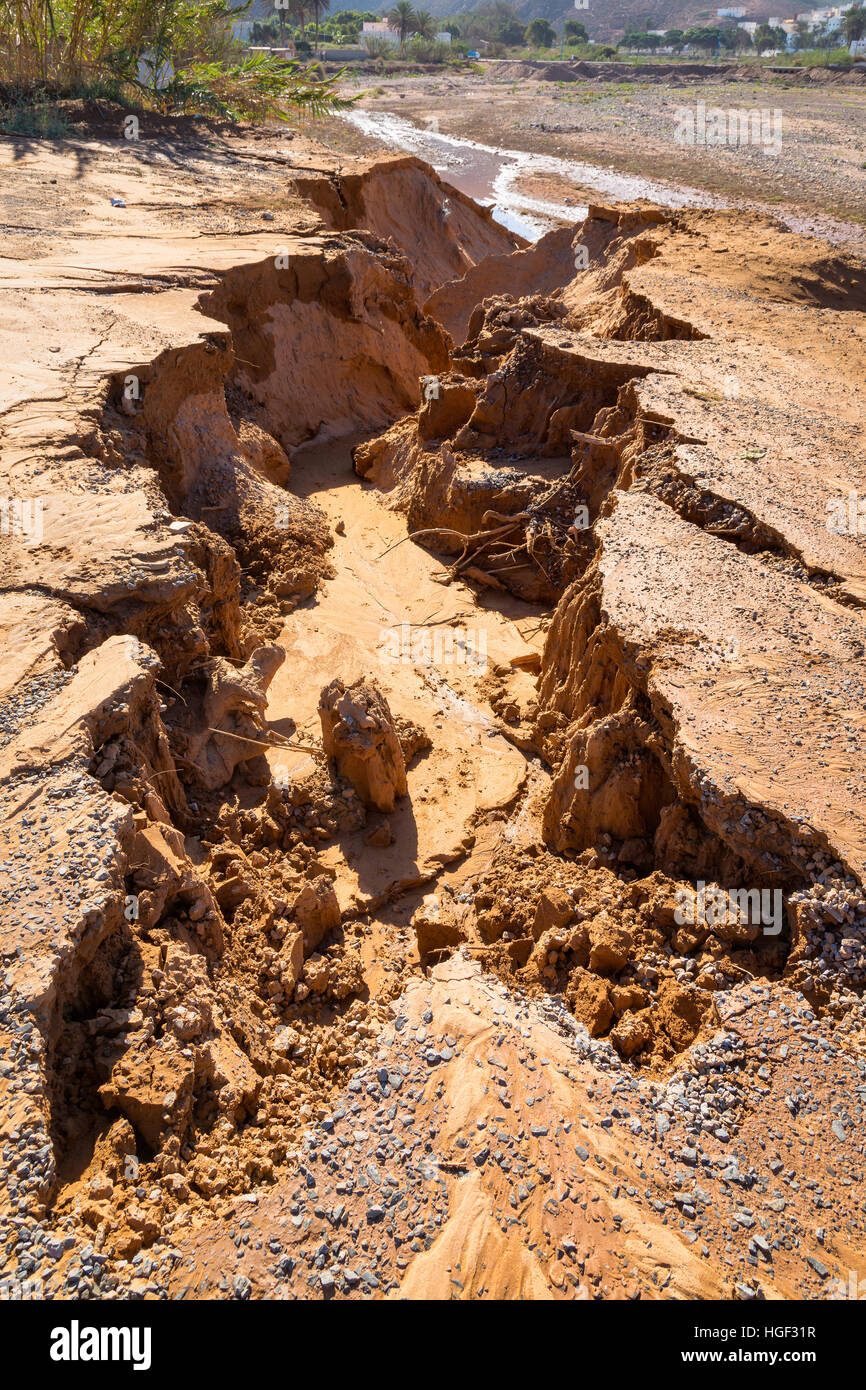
xmin=491 ymin=59 xmax=866 ymax=87
xmin=293 ymin=154 xmax=521 ymax=303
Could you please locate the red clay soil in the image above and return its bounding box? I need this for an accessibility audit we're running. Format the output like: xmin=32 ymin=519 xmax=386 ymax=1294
xmin=1 ymin=117 xmax=865 ymax=1302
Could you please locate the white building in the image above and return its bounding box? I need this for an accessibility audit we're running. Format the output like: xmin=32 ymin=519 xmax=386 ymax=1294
xmin=362 ymin=19 xmax=450 ymax=43
xmin=785 ymin=4 xmax=854 ymax=30
xmin=717 ymin=7 xmax=746 ymax=16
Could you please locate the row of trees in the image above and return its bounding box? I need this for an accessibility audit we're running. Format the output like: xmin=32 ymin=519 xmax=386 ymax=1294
xmin=622 ymin=26 xmax=765 ymax=53
xmin=525 ymin=17 xmax=587 ymax=48
xmin=254 ymin=2 xmax=447 ymax=54
xmin=249 ymin=0 xmax=866 ymax=57
xmin=382 ymin=2 xmax=865 ymax=54
xmin=253 ymin=2 xmax=587 ymax=58
xmin=425 ymin=2 xmax=865 ymax=55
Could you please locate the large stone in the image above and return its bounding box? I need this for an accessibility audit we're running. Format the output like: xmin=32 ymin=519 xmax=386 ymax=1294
xmin=657 ymin=979 xmax=717 ymax=1051
xmin=99 ymin=1039 xmax=195 ymax=1149
xmin=293 ymin=875 xmax=341 ymax=955
xmin=567 ymin=968 xmax=613 ymax=1037
xmin=610 ymin=1011 xmax=654 ymax=1059
xmin=588 ymin=914 xmax=632 ymax=974
xmin=531 ymin=886 xmax=573 ymax=941
xmin=318 ymin=677 xmax=408 ymax=813
xmin=412 ymin=894 xmax=466 ymax=959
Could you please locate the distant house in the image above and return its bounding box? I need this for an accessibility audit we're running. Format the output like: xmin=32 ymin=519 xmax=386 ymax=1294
xmin=361 ymin=18 xmax=450 ymax=45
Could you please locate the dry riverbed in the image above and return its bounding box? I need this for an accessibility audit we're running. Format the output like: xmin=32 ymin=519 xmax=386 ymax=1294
xmin=313 ymin=65 xmax=866 ymax=247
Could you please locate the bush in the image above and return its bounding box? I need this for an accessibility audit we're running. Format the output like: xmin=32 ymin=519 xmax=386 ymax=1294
xmin=564 ymin=19 xmax=587 ymax=42
xmin=362 ymin=34 xmax=396 ymax=57
xmin=0 ymin=0 xmax=353 ymax=122
xmin=0 ymin=93 xmax=68 ymax=137
xmin=163 ymin=54 xmax=356 ymax=120
xmin=788 ymin=45 xmax=852 ymax=64
xmin=525 ymin=17 xmax=556 ymax=47
xmin=406 ymin=35 xmax=451 ymax=61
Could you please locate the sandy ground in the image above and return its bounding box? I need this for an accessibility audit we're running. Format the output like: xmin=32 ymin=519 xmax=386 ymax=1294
xmin=265 ymin=434 xmax=544 ymax=973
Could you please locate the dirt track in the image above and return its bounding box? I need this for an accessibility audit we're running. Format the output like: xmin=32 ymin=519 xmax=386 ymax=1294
xmin=1 ymin=104 xmax=866 ymax=1302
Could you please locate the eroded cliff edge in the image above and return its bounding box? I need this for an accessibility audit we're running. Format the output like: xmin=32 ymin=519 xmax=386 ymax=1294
xmin=1 ymin=127 xmax=865 ymax=1302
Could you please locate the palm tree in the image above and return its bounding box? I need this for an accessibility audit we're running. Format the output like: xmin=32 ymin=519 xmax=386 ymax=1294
xmin=309 ymin=0 xmax=331 ymax=51
xmin=388 ymin=1 xmax=416 ymax=49
xmin=844 ymin=4 xmax=866 ymax=42
xmin=288 ymin=0 xmax=310 ymax=40
xmin=412 ymin=9 xmax=436 ymax=39
xmin=274 ymin=0 xmax=288 ymax=49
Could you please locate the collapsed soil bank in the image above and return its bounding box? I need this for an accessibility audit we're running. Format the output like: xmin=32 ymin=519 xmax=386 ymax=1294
xmin=1 ymin=133 xmax=866 ymax=1301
